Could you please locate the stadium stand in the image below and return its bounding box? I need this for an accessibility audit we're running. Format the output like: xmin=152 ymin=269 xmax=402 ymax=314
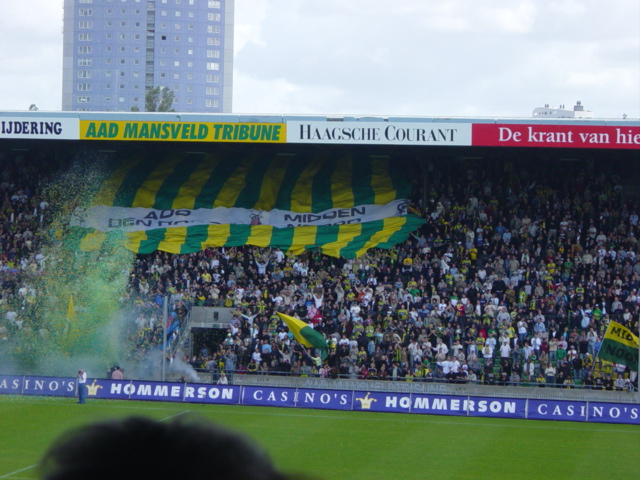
xmin=0 ymin=148 xmax=638 ymax=391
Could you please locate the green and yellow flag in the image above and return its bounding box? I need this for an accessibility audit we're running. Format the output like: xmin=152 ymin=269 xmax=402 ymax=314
xmin=598 ymin=320 xmax=639 ymax=370
xmin=277 ymin=312 xmax=328 ymax=360
xmin=70 ymin=153 xmax=424 ymax=258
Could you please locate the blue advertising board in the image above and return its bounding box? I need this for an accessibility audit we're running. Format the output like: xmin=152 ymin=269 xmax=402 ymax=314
xmin=1 ymin=375 xmax=637 ymax=426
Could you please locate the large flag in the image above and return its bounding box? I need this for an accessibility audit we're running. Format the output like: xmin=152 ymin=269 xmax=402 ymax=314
xmin=69 ymin=153 xmax=424 ymax=258
xmin=277 ymin=312 xmax=328 ymax=360
xmin=598 ymin=320 xmax=639 ymax=370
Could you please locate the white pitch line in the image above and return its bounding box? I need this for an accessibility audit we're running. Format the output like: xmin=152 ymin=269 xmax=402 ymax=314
xmin=160 ymin=410 xmax=190 ymax=422
xmin=0 ymin=464 xmax=37 ymax=479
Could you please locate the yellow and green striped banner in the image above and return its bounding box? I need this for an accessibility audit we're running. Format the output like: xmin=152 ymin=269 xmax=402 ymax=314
xmin=71 ymin=152 xmax=424 ymax=258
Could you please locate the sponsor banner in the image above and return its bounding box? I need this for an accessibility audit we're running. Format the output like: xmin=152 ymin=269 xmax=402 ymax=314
xmin=353 ymin=391 xmax=408 ymax=413
xmin=0 ymin=117 xmax=78 ymax=139
xmin=70 ymin=199 xmax=409 ymax=232
xmin=528 ymin=399 xmax=588 ymax=421
xmin=0 ymin=375 xmax=76 ymax=397
xmin=473 ymin=123 xmax=640 ymax=149
xmin=80 ymin=120 xmax=286 ymax=143
xmin=468 ymin=396 xmax=527 ymax=419
xmin=295 ymin=388 xmax=353 ymax=411
xmin=353 ymin=392 xmax=526 ymax=418
xmin=287 ymin=121 xmax=471 ymax=146
xmin=242 ymin=386 xmax=297 ymax=408
xmin=101 ymin=380 xmax=185 ymax=402
xmin=407 ymin=394 xmax=469 ymax=416
xmin=183 ymin=384 xmax=240 ymax=404
xmin=1 ymin=376 xmax=638 ymax=425
xmin=0 ymin=375 xmax=27 ymax=395
xmin=587 ymin=402 xmax=640 ymax=425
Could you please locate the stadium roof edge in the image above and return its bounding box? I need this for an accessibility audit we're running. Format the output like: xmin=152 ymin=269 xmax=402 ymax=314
xmin=1 ymin=110 xmax=639 ymax=127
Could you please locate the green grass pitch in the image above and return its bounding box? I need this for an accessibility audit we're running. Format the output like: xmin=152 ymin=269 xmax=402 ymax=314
xmin=0 ymin=395 xmax=638 ymax=480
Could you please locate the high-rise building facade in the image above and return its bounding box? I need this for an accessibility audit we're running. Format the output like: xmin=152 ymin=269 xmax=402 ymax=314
xmin=62 ymin=0 xmax=234 ymax=112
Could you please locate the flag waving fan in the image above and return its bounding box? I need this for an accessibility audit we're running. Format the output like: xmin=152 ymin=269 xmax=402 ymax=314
xmin=277 ymin=312 xmax=328 ymax=360
xmin=597 ymin=320 xmax=639 ymax=371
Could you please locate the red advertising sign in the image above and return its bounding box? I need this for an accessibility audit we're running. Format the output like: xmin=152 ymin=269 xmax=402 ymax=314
xmin=473 ymin=123 xmax=640 ymax=149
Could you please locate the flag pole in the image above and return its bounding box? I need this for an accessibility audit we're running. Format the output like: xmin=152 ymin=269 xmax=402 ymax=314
xmin=162 ymin=295 xmax=168 ymax=382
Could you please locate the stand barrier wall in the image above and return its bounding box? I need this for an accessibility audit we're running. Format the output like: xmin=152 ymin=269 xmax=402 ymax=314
xmin=1 ymin=375 xmax=638 ymax=425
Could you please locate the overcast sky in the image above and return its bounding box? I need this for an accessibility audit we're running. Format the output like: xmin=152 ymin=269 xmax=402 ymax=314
xmin=1 ymin=0 xmax=638 ymax=119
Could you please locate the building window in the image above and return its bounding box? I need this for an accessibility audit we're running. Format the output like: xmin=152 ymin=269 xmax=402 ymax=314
xmin=188 ymin=23 xmax=194 ymax=30
xmin=77 ymin=95 xmax=91 ymax=103
xmin=175 ymin=11 xmax=181 ymax=17
xmin=207 ymin=37 xmax=220 ymax=46
xmin=206 ymin=62 xmax=219 ymax=70
xmin=78 ymin=83 xmax=91 ymax=91
xmin=174 ymin=35 xmax=180 ymax=41
xmin=173 ymin=73 xmax=179 ymax=79
xmin=78 ymin=33 xmax=93 ymax=41
xmin=120 ymin=21 xmax=126 ymax=27
xmin=206 ymin=74 xmax=219 ymax=83
xmin=120 ymin=59 xmax=125 ymax=64
xmin=78 ymin=58 xmax=92 ymax=66
xmin=207 ymin=50 xmax=220 ymax=58
xmin=78 ymin=45 xmax=92 ymax=53
xmin=174 ymin=61 xmax=180 ymax=67
xmin=187 ymin=61 xmax=193 ymax=67
xmin=208 ymin=1 xmax=221 ymax=7
xmin=174 ymin=48 xmax=180 ymax=54
xmin=106 ymin=46 xmax=112 ymax=52
xmin=120 ymin=46 xmax=126 ymax=52
xmin=207 ymin=25 xmax=220 ymax=33
xmin=78 ymin=8 xmax=93 ymax=16
xmin=206 ymin=87 xmax=219 ymax=95
xmin=187 ymin=73 xmax=193 ymax=80
xmin=119 ymin=97 xmax=125 ymax=103
xmin=207 ymin=13 xmax=221 ymax=21
xmin=78 ymin=21 xmax=93 ymax=28
xmin=78 ymin=70 xmax=92 ymax=78
xmin=105 ymin=96 xmax=111 ymax=102
xmin=206 ymin=99 xmax=219 ymax=108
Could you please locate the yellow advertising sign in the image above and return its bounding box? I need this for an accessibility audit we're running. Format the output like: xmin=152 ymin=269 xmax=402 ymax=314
xmin=79 ymin=120 xmax=286 ymax=143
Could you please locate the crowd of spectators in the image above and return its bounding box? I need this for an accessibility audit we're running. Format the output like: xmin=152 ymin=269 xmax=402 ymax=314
xmin=0 ymin=150 xmax=639 ymax=391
